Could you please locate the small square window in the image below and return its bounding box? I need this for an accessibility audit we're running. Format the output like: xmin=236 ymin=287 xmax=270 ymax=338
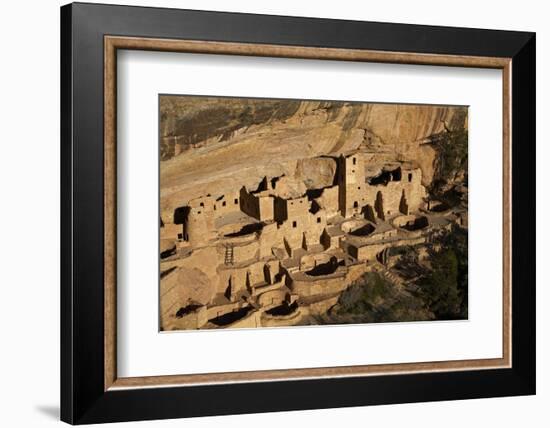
xmin=200 ymin=202 xmax=204 ymax=207
xmin=353 ymin=157 xmax=356 ymax=165
xmin=408 ymin=173 xmax=413 ymax=182
xmin=292 ymin=221 xmax=297 ymax=228
xmin=222 ymin=201 xmax=226 ymax=207
xmin=317 ymin=217 xmax=321 ymax=223
xmin=234 ymin=198 xmax=239 ymax=204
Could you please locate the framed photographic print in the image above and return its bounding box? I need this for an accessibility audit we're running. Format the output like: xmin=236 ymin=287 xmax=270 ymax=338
xmin=60 ymin=2 xmax=536 ymax=424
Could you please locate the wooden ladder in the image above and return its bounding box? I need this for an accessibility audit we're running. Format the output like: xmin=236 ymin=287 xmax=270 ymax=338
xmin=224 ymin=245 xmax=234 ymax=265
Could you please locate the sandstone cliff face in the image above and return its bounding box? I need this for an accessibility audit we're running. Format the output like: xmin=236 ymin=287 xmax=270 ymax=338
xmin=295 ymin=157 xmax=337 ymax=190
xmin=159 ymin=96 xmax=467 ymax=222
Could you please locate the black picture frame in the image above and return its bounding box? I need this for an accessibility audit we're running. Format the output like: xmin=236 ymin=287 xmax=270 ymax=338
xmin=61 ymin=2 xmax=535 ymax=424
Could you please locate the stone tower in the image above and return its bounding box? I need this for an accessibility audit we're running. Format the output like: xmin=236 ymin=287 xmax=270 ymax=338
xmin=338 ymin=153 xmax=366 ymax=218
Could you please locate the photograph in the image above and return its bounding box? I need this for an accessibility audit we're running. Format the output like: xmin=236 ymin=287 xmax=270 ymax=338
xmin=0 ymin=0 xmax=542 ymax=425
xmin=159 ymin=95 xmax=469 ymax=331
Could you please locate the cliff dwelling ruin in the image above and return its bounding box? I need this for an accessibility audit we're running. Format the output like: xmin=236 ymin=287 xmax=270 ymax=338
xmin=159 ymin=96 xmax=469 ymax=331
